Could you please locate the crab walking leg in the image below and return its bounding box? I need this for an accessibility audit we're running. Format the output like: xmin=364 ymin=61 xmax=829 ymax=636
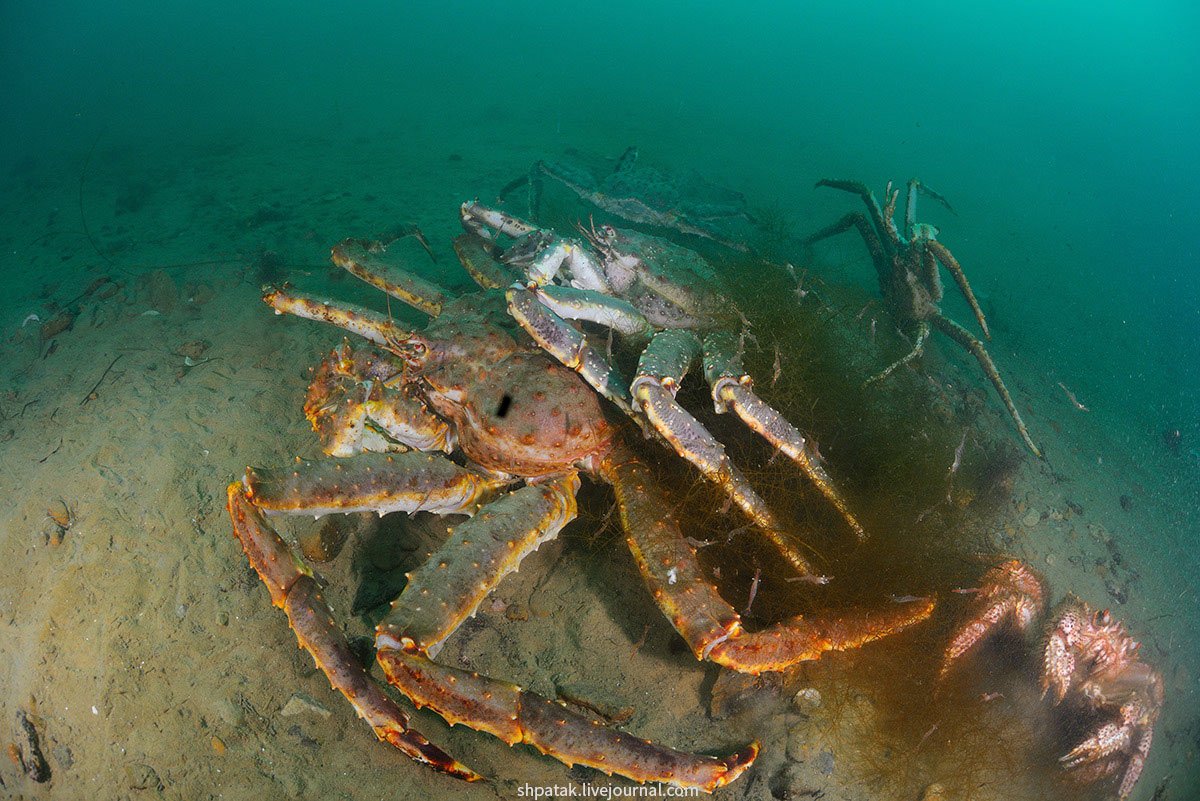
xmin=460 ymin=200 xmax=539 ymax=243
xmin=929 ymin=314 xmax=1041 ymax=458
xmin=263 ymin=286 xmax=408 ymax=347
xmin=801 ymin=211 xmax=887 ymax=269
xmin=867 ymin=321 xmax=930 ymax=385
xmin=601 ymin=453 xmax=933 ymax=674
xmin=814 ymin=180 xmax=899 ymax=259
xmin=226 ymin=485 xmax=481 ymax=780
xmin=331 ymin=239 xmax=448 ymax=316
xmin=632 ymin=331 xmax=814 ymax=575
xmin=532 ymin=285 xmax=653 ymax=340
xmin=926 ymin=240 xmax=990 ymax=339
xmin=506 ymin=285 xmax=636 ymax=417
xmin=452 ymin=234 xmax=515 ymax=290
xmin=242 ymin=451 xmax=506 ymax=518
xmin=701 ymin=331 xmax=865 ymax=541
xmin=377 ymin=648 xmax=756 ymax=790
xmin=378 ymin=475 xmax=581 ymax=657
xmin=371 ymin=473 xmax=756 ymax=790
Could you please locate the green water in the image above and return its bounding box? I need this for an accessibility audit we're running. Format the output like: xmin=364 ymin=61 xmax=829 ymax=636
xmin=1 ymin=2 xmax=1196 ymax=800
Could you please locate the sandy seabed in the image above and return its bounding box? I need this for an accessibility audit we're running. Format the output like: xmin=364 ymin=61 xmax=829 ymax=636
xmin=0 ymin=120 xmax=1196 ymax=801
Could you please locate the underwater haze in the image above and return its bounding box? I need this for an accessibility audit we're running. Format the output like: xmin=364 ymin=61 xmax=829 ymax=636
xmin=1 ymin=1 xmax=1197 ymax=800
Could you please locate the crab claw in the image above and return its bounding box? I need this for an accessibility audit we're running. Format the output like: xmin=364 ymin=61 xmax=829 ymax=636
xmin=940 ymin=560 xmax=1044 ymax=679
xmin=1042 ymin=606 xmax=1086 ymax=704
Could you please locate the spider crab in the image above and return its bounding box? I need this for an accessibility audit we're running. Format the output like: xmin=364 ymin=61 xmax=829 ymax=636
xmin=226 ymin=227 xmax=934 ymax=789
xmin=461 ymin=200 xmax=867 ymax=548
xmin=803 ymin=179 xmax=1041 ymax=457
xmin=498 ymin=147 xmax=755 ymax=253
xmin=941 ymin=560 xmax=1162 ymax=799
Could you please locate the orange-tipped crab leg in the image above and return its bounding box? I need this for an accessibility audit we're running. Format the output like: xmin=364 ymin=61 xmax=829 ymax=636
xmin=601 ymin=452 xmax=933 ymax=675
xmin=452 ymin=233 xmax=515 ymax=290
xmin=263 ymin=285 xmax=408 ymax=347
xmin=242 ymin=451 xmax=507 ymax=518
xmin=226 ymin=484 xmax=481 ymax=781
xmin=377 ymin=647 xmax=756 ymax=790
xmin=331 ymin=239 xmax=448 ymax=316
xmin=378 ymin=476 xmax=581 ymax=657
xmin=632 ymin=331 xmax=816 ymax=575
xmin=701 ymin=331 xmax=866 ymax=541
xmin=368 ymin=473 xmax=756 ymax=790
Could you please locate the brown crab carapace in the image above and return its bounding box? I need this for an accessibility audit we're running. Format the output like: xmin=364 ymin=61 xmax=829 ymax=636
xmin=226 ymin=224 xmax=934 ymax=789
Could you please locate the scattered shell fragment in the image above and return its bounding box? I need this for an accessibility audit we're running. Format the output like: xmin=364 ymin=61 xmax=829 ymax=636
xmin=919 ymin=783 xmax=948 ymax=801
xmin=505 ymin=602 xmax=528 ymax=621
xmin=791 ymin=687 xmax=822 ymax=713
xmin=281 ymin=694 xmax=331 ymax=719
xmin=47 ymin=499 xmax=72 ymax=527
xmin=210 ymin=736 xmax=226 ymax=754
xmin=1022 ymin=509 xmax=1040 ymax=528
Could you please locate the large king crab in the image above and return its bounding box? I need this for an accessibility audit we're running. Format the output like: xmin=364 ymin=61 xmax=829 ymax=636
xmin=803 ymin=179 xmax=1041 ymax=457
xmin=226 ymin=228 xmax=934 ymax=788
xmin=940 ymin=560 xmax=1162 ymax=799
xmin=498 ymin=146 xmax=756 ymax=253
xmin=461 ymin=200 xmax=866 ymax=547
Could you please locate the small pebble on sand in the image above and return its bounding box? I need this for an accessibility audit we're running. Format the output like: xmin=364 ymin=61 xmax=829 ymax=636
xmin=1022 ymin=509 xmax=1041 ymax=528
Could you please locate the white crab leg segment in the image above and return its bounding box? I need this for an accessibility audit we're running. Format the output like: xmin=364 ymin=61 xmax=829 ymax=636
xmin=532 ymin=285 xmax=652 ymax=339
xmin=378 ymin=475 xmax=580 ymax=657
xmin=331 ymin=239 xmax=448 ymax=316
xmin=602 ymin=453 xmax=932 ymax=674
xmin=264 ymin=286 xmax=405 ymax=347
xmin=506 ymin=285 xmax=635 ymax=415
xmin=226 ymin=485 xmax=481 ymax=780
xmin=242 ymin=452 xmax=506 ymax=518
xmin=701 ymin=331 xmax=865 ymax=541
xmin=460 ymin=200 xmax=539 ymax=241
xmin=631 ymin=331 xmax=813 ymax=574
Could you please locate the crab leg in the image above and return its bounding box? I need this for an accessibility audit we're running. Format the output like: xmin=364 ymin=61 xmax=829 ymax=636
xmin=506 ymin=285 xmax=636 ymax=417
xmin=460 ymin=200 xmax=539 ymax=242
xmin=632 ymin=331 xmax=815 ymax=575
xmin=331 ymin=239 xmax=448 ymax=317
xmin=813 ymin=180 xmax=899 ymax=258
xmin=530 ymin=285 xmax=653 ymax=340
xmin=701 ymin=331 xmax=865 ymax=541
xmin=377 ymin=647 xmax=755 ymax=790
xmin=867 ymin=321 xmax=930 ymax=385
xmin=929 ymin=314 xmax=1041 ymax=458
xmin=378 ymin=476 xmax=581 ymax=657
xmin=264 ymin=286 xmax=407 ymax=347
xmin=926 ymin=240 xmax=990 ymax=339
xmin=242 ymin=451 xmax=506 ymax=518
xmin=601 ymin=452 xmax=933 ymax=674
xmin=452 ymin=234 xmax=514 ymax=290
xmin=226 ymin=484 xmax=481 ymax=781
xmin=369 ymin=473 xmax=755 ymax=790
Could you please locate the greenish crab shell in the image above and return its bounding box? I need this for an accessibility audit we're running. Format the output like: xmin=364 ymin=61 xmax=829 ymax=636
xmin=591 ymin=226 xmax=739 ymax=332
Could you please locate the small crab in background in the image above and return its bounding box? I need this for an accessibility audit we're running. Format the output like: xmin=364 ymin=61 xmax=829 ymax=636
xmin=941 ymin=560 xmax=1162 ymax=799
xmin=803 ymin=178 xmax=1040 ymax=457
